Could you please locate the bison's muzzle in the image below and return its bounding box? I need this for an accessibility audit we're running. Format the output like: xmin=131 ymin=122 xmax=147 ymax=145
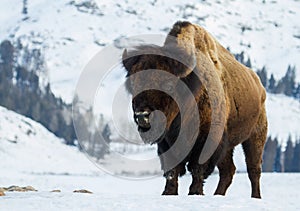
xmin=134 ymin=110 xmax=151 ymax=131
xmin=134 ymin=109 xmax=167 ymax=145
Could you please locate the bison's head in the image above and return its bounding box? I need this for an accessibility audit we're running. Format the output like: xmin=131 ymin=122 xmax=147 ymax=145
xmin=122 ymin=43 xmax=197 ymax=144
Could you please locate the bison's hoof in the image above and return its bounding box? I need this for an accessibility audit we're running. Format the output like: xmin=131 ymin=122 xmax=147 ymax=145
xmin=251 ymin=194 xmax=261 ymax=199
xmin=214 ymin=191 xmax=226 ymax=196
xmin=188 ymin=191 xmax=204 ymax=195
xmin=162 ymin=190 xmax=178 ymax=195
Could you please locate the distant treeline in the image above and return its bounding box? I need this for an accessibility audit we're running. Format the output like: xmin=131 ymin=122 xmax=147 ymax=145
xmin=263 ymin=136 xmax=300 ymax=172
xmin=234 ymin=51 xmax=300 ymax=100
xmin=0 ymin=39 xmax=111 ymax=159
xmin=234 ymin=51 xmax=300 ymax=172
xmin=0 ymin=40 xmax=75 ymax=144
xmin=1 ymin=38 xmax=299 ymax=169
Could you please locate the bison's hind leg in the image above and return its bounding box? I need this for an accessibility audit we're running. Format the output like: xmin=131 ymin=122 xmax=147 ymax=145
xmin=242 ymin=109 xmax=267 ymax=198
xmin=214 ymin=149 xmax=236 ymax=196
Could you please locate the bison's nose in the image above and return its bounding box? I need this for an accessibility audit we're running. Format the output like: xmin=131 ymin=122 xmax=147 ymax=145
xmin=134 ymin=110 xmax=151 ymax=129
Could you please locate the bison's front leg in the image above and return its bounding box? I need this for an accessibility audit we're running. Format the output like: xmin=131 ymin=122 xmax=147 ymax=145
xmin=188 ymin=164 xmax=205 ymax=195
xmin=162 ymin=163 xmax=186 ymax=195
xmin=158 ymin=140 xmax=180 ymax=195
xmin=162 ymin=169 xmax=179 ymax=195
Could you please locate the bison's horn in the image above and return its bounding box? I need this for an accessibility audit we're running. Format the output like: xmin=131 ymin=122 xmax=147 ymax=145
xmin=122 ymin=48 xmax=141 ymax=72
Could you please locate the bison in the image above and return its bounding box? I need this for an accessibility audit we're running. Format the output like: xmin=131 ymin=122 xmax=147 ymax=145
xmin=122 ymin=21 xmax=267 ymax=198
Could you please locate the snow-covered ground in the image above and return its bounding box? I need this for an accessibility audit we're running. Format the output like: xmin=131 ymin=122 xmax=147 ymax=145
xmin=1 ymin=173 xmax=300 ymax=210
xmin=0 ymin=107 xmax=300 ymax=210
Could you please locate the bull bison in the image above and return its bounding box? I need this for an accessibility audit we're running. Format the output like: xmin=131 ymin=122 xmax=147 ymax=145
xmin=122 ymin=21 xmax=267 ymax=198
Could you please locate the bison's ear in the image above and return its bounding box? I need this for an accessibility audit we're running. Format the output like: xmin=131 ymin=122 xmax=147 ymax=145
xmin=122 ymin=49 xmax=140 ymax=76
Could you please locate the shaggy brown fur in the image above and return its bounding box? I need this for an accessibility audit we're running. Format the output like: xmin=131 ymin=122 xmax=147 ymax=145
xmin=122 ymin=21 xmax=267 ymax=198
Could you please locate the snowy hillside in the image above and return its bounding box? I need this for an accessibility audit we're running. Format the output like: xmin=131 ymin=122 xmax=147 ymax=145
xmin=0 ymin=0 xmax=299 ymax=102
xmin=0 ymin=106 xmax=100 ymax=176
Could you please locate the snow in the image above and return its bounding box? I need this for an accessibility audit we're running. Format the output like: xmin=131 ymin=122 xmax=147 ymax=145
xmin=0 ymin=106 xmax=100 ymax=176
xmin=0 ymin=0 xmax=299 ymax=141
xmin=0 ymin=106 xmax=300 ymax=210
xmin=1 ymin=170 xmax=300 ymax=210
xmin=266 ymin=94 xmax=300 ymax=142
xmin=0 ymin=0 xmax=299 ymax=102
xmin=0 ymin=1 xmax=300 ymax=208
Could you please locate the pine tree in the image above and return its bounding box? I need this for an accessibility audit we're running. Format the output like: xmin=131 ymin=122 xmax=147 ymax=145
xmin=102 ymin=124 xmax=111 ymax=143
xmin=292 ymin=140 xmax=300 ymax=172
xmin=0 ymin=40 xmax=14 ymax=80
xmin=257 ymin=66 xmax=268 ymax=88
xmin=22 ymin=0 xmax=28 ymax=15
xmin=283 ymin=65 xmax=296 ymax=96
xmin=268 ymin=74 xmax=276 ymax=93
xmin=262 ymin=136 xmax=277 ymax=172
xmin=31 ymin=102 xmax=41 ymax=121
xmin=274 ymin=138 xmax=282 ymax=172
xmin=294 ymin=83 xmax=300 ymax=100
xmin=245 ymin=58 xmax=252 ymax=68
xmin=274 ymin=79 xmax=285 ymax=94
xmin=93 ymin=131 xmax=106 ymax=160
xmin=235 ymin=51 xmax=245 ymax=64
xmin=284 ymin=135 xmax=294 ymax=172
xmin=28 ymin=72 xmax=39 ymax=92
xmin=74 ymin=112 xmax=90 ymax=149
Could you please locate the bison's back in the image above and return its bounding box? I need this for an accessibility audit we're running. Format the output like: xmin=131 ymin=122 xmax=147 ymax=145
xmin=190 ymin=24 xmax=266 ymax=145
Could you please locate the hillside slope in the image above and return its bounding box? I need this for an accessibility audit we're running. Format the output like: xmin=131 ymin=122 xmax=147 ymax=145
xmin=0 ymin=106 xmax=99 ymax=175
xmin=0 ymin=0 xmax=299 ymax=101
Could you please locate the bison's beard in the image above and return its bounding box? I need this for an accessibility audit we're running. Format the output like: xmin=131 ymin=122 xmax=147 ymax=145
xmin=137 ymin=110 xmax=167 ymax=145
xmin=139 ymin=128 xmax=167 ymax=145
